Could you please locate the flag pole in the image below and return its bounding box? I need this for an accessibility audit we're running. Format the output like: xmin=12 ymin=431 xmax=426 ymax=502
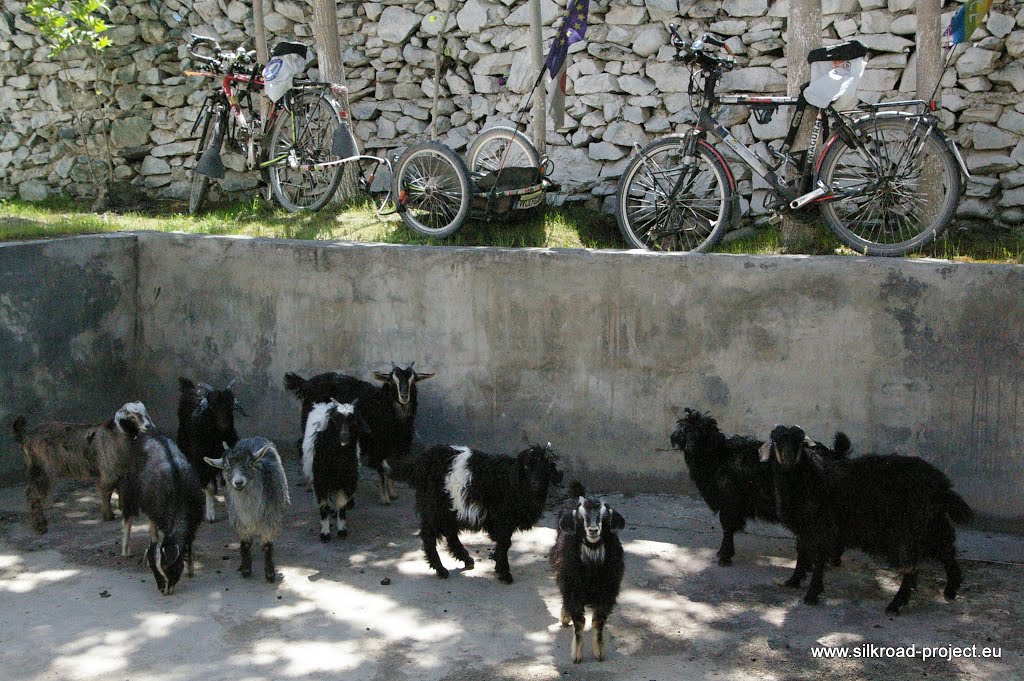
xmin=529 ymin=0 xmax=547 ymax=155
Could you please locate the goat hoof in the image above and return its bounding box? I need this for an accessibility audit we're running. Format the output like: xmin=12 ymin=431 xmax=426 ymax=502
xmin=30 ymin=519 xmax=48 ymax=534
xmin=463 ymin=558 xmax=474 ymax=570
xmin=885 ymin=604 xmax=901 ymax=615
xmin=346 ymin=498 xmax=355 ymax=510
xmin=265 ymin=571 xmax=276 ymax=583
xmin=389 ymin=491 xmax=399 ymax=500
xmin=337 ymin=529 xmax=349 ymax=539
xmin=943 ymin=587 xmax=958 ymax=601
xmin=240 ymin=568 xmax=252 ymax=578
xmin=497 ymin=572 xmax=514 ymax=584
xmin=319 ymin=533 xmax=331 ymax=543
xmin=435 ymin=568 xmax=450 ymax=579
xmin=717 ymin=556 xmax=733 ymax=567
xmin=803 ymin=593 xmax=820 ymax=606
xmin=102 ymin=511 xmax=115 ymax=522
xmin=783 ymin=577 xmax=804 ymax=589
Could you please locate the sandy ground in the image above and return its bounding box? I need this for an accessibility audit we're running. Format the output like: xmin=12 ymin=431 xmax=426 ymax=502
xmin=0 ymin=454 xmax=1021 ymax=681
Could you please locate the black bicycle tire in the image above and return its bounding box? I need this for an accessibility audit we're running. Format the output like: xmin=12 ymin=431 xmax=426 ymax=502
xmin=268 ymin=91 xmax=344 ymax=212
xmin=188 ymin=110 xmax=219 ymax=215
xmin=393 ymin=141 xmax=472 ymax=238
xmin=466 ymin=126 xmax=541 ymax=174
xmin=615 ymin=135 xmax=733 ymax=252
xmin=817 ymin=117 xmax=961 ymax=256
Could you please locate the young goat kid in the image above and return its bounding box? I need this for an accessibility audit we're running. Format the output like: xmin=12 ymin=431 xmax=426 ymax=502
xmin=550 ymin=483 xmax=625 ymax=663
xmin=400 ymin=443 xmax=562 ymax=583
xmin=302 ymin=400 xmax=369 ymax=541
xmin=285 ymin=363 xmax=434 ymax=505
xmin=206 ymin=438 xmax=290 ymax=582
xmin=761 ymin=425 xmax=973 ymax=614
xmin=13 ymin=402 xmax=155 ymax=533
xmin=671 ymin=408 xmax=850 ymax=567
xmin=177 ymin=378 xmax=244 ymax=522
xmin=119 ymin=431 xmax=204 ymax=596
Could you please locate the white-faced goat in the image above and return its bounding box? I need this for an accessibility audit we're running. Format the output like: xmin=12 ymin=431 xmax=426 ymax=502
xmin=550 ymin=484 xmax=625 ymax=663
xmin=285 ymin=363 xmax=434 ymax=505
xmin=761 ymin=424 xmax=973 ymax=614
xmin=398 ymin=443 xmax=562 ymax=583
xmin=177 ymin=377 xmax=245 ymax=522
xmin=119 ymin=431 xmax=204 ymax=595
xmin=302 ymin=399 xmax=369 ymax=541
xmin=12 ymin=402 xmax=155 ymax=534
xmin=205 ymin=438 xmax=290 ymax=582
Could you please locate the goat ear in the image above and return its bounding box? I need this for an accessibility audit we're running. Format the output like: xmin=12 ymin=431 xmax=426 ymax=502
xmin=758 ymin=441 xmax=773 ymax=463
xmin=558 ymin=509 xmax=577 ymax=534
xmin=252 ymin=443 xmax=274 ymax=462
xmin=204 ymin=456 xmax=225 ymax=469
xmin=413 ymin=372 xmax=435 ymax=382
xmin=608 ymin=509 xmax=625 ymax=533
xmin=372 ymin=371 xmax=390 ymax=382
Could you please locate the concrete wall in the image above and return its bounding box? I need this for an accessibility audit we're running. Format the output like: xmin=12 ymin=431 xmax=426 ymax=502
xmin=2 ymin=232 xmax=1023 ymax=530
xmin=0 ymin=234 xmax=139 ymax=482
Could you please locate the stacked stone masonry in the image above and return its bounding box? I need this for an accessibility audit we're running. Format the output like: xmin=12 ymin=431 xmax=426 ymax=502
xmin=1 ymin=0 xmax=1023 ymax=226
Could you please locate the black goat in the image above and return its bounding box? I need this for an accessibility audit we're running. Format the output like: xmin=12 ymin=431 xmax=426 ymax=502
xmin=549 ymin=483 xmax=625 ymax=663
xmin=302 ymin=400 xmax=369 ymax=541
xmin=177 ymin=378 xmax=243 ymax=522
xmin=399 ymin=443 xmax=562 ymax=583
xmin=670 ymin=408 xmax=850 ymax=567
xmin=119 ymin=430 xmax=204 ymax=595
xmin=761 ymin=425 xmax=973 ymax=614
xmin=284 ymin=363 xmax=434 ymax=505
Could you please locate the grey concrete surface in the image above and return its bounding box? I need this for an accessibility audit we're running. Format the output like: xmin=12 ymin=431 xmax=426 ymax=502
xmin=0 ymin=459 xmax=1021 ymax=681
xmin=1 ymin=232 xmax=1023 ymax=529
xmin=0 ymin=235 xmax=139 ymax=483
xmin=132 ymin=233 xmax=1024 ymax=530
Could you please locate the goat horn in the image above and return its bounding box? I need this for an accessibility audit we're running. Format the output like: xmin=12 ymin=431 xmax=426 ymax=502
xmin=226 ymin=378 xmax=237 ymax=390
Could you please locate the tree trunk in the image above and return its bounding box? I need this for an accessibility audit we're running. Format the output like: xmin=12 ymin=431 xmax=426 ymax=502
xmin=780 ymin=0 xmax=822 ymax=252
xmin=309 ymin=0 xmax=357 ymax=201
xmin=253 ymin=0 xmax=269 ymax=65
xmin=529 ymin=0 xmax=546 ymax=155
xmin=916 ymin=0 xmax=942 ymax=105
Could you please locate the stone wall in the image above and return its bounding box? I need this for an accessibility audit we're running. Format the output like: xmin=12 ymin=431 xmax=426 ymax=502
xmin=1 ymin=0 xmax=1022 ymax=224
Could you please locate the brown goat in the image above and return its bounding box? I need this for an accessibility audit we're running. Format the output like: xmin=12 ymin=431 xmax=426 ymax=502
xmin=12 ymin=403 xmax=155 ymax=533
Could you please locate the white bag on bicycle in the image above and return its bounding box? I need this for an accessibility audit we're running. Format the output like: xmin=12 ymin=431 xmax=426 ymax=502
xmin=263 ymin=42 xmax=311 ymax=102
xmin=805 ymin=41 xmax=867 ymax=109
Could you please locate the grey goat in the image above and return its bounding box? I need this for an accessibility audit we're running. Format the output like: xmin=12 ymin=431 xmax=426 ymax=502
xmin=12 ymin=402 xmax=155 ymax=533
xmin=206 ymin=437 xmax=290 ymax=582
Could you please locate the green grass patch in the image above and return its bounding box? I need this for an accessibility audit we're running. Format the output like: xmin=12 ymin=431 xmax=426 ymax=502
xmin=2 ymin=197 xmax=1022 ymax=264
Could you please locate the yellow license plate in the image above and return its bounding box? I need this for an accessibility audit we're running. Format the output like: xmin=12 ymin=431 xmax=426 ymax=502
xmin=516 ymin=191 xmax=544 ymax=209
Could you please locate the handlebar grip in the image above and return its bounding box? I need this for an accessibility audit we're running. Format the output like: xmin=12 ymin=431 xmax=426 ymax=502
xmin=702 ymin=33 xmax=727 ymax=47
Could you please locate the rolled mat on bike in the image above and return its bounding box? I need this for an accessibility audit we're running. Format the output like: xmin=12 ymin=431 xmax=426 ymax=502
xmin=195 ymin=119 xmax=226 ymax=179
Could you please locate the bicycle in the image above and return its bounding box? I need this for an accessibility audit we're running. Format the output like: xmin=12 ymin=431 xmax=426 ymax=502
xmin=615 ymin=24 xmax=969 ymax=256
xmin=184 ymin=36 xmax=393 ymax=216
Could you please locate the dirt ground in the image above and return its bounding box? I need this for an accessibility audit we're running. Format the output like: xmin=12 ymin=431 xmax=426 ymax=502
xmin=0 ymin=454 xmax=1021 ymax=681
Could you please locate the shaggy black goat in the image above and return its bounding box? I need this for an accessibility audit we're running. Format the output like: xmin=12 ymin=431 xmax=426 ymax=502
xmin=284 ymin=363 xmax=434 ymax=505
xmin=399 ymin=443 xmax=562 ymax=583
xmin=549 ymin=483 xmax=625 ymax=663
xmin=302 ymin=400 xmax=369 ymax=541
xmin=119 ymin=431 xmax=204 ymax=595
xmin=670 ymin=408 xmax=850 ymax=567
xmin=177 ymin=378 xmax=244 ymax=522
xmin=761 ymin=425 xmax=973 ymax=614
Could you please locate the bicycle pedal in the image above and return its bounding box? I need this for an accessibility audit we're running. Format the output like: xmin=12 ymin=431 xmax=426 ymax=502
xmin=767 ymin=212 xmax=783 ymax=226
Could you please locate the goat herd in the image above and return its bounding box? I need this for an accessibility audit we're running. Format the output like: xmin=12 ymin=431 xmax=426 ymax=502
xmin=11 ymin=364 xmax=974 ymax=664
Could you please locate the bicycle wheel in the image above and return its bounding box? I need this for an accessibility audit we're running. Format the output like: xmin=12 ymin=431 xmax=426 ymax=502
xmin=268 ymin=91 xmax=344 ymax=212
xmin=393 ymin=141 xmax=472 ymax=238
xmin=466 ymin=126 xmax=541 ymax=174
xmin=615 ymin=135 xmax=733 ymax=252
xmin=817 ymin=116 xmax=961 ymax=256
xmin=188 ymin=111 xmax=219 ymax=215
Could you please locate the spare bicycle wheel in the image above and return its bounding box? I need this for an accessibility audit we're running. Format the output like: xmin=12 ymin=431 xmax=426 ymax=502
xmin=267 ymin=91 xmax=344 ymax=212
xmin=466 ymin=126 xmax=541 ymax=174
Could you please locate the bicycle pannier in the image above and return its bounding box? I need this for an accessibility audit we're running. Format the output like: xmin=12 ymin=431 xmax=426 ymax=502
xmin=264 ymin=42 xmax=312 ymax=102
xmin=804 ymin=40 xmax=866 ymax=109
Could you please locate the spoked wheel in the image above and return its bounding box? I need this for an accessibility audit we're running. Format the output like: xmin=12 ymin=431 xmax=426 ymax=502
xmin=268 ymin=91 xmax=344 ymax=212
xmin=615 ymin=135 xmax=732 ymax=252
xmin=188 ymin=111 xmax=220 ymax=216
xmin=394 ymin=142 xmax=472 ymax=238
xmin=817 ymin=116 xmax=961 ymax=256
xmin=466 ymin=126 xmax=540 ymax=174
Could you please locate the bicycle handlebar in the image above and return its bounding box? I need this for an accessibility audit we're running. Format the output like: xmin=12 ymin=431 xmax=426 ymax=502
xmin=187 ymin=35 xmax=258 ymax=74
xmin=668 ymin=23 xmax=736 ymax=70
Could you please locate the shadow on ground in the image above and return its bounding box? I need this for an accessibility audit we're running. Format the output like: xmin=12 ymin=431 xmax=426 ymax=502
xmin=0 ymin=452 xmax=1020 ymax=681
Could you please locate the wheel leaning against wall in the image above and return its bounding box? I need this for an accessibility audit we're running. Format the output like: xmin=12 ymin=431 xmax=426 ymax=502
xmin=393 ymin=141 xmax=472 ymax=239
